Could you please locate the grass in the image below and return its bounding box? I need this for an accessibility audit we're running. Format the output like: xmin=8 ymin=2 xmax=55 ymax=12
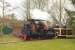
xmin=0 ymin=35 xmax=75 ymax=50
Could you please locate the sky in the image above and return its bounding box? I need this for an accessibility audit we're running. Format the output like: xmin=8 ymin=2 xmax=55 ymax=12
xmin=0 ymin=0 xmax=75 ymax=21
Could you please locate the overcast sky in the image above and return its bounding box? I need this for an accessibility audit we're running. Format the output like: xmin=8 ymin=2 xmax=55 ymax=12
xmin=0 ymin=0 xmax=75 ymax=21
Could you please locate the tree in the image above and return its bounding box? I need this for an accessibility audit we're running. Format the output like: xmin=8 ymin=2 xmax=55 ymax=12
xmin=32 ymin=0 xmax=48 ymax=10
xmin=72 ymin=0 xmax=75 ymax=5
xmin=21 ymin=0 xmax=31 ymax=21
xmin=0 ymin=0 xmax=11 ymax=34
xmin=65 ymin=9 xmax=75 ymax=35
xmin=21 ymin=0 xmax=48 ymax=21
xmin=65 ymin=0 xmax=75 ymax=35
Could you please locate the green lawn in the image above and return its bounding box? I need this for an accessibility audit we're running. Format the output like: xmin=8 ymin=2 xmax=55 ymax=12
xmin=0 ymin=35 xmax=75 ymax=50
